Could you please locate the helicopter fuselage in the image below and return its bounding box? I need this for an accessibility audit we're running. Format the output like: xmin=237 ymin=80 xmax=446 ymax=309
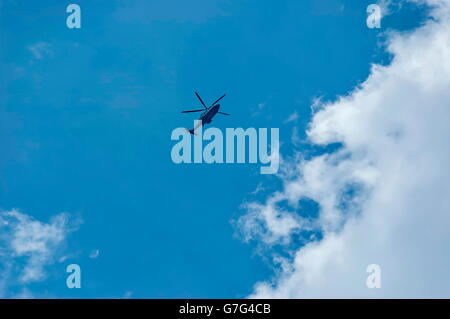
xmin=199 ymin=104 xmax=220 ymax=124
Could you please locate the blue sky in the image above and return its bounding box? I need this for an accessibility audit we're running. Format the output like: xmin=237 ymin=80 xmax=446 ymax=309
xmin=0 ymin=0 xmax=428 ymax=298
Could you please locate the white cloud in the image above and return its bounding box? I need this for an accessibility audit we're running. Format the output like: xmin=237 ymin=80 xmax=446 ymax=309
xmin=250 ymin=182 xmax=266 ymax=195
xmin=252 ymin=102 xmax=268 ymax=117
xmin=290 ymin=126 xmax=301 ymax=146
xmin=376 ymin=0 xmax=394 ymax=17
xmin=310 ymin=96 xmax=324 ymax=113
xmin=28 ymin=42 xmax=53 ymax=60
xmin=0 ymin=209 xmax=79 ymax=296
xmin=284 ymin=111 xmax=299 ymax=123
xmin=239 ymin=0 xmax=450 ymax=298
xmin=89 ymin=249 xmax=100 ymax=259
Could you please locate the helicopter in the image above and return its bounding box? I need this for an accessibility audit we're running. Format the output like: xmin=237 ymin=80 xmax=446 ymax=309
xmin=181 ymin=92 xmax=230 ymax=135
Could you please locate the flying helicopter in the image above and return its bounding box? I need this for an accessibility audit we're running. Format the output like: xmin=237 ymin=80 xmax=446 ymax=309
xmin=181 ymin=92 xmax=230 ymax=135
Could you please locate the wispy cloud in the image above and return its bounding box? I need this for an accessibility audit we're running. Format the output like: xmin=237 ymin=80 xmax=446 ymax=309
xmin=251 ymin=102 xmax=268 ymax=117
xmin=0 ymin=209 xmax=80 ymax=297
xmin=290 ymin=126 xmax=301 ymax=146
xmin=89 ymin=249 xmax=100 ymax=259
xmin=284 ymin=111 xmax=299 ymax=123
xmin=376 ymin=0 xmax=407 ymax=19
xmin=28 ymin=42 xmax=53 ymax=60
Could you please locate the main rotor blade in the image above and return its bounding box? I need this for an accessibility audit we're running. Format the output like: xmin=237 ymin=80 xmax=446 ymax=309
xmin=218 ymin=112 xmax=230 ymax=116
xmin=211 ymin=94 xmax=226 ymax=106
xmin=181 ymin=109 xmax=204 ymax=113
xmin=195 ymin=92 xmax=207 ymax=109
